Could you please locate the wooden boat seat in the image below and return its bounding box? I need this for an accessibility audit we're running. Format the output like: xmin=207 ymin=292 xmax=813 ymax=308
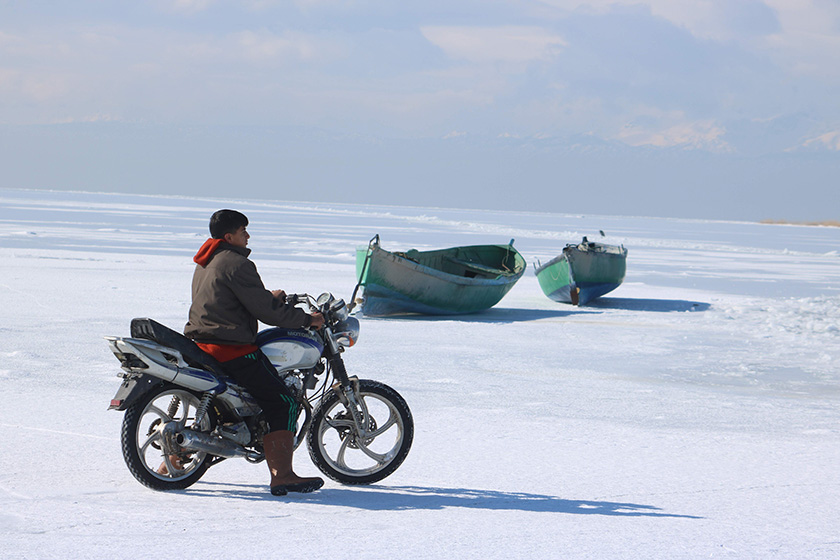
xmin=395 ymin=250 xmax=421 ymax=263
xmin=443 ymin=256 xmax=513 ymax=278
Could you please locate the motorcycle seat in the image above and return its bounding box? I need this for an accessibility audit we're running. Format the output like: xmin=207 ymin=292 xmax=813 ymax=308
xmin=130 ymin=318 xmax=229 ymax=380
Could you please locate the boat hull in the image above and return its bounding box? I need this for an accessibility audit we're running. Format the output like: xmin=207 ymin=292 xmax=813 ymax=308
xmin=356 ymin=242 xmax=526 ymax=316
xmin=535 ymin=240 xmax=627 ymax=306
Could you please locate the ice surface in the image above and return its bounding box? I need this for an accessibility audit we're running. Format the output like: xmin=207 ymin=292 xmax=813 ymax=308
xmin=1 ymin=188 xmax=838 ymax=558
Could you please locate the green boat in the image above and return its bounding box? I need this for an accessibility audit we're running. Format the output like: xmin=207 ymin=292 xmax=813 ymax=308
xmin=353 ymin=235 xmax=526 ymax=316
xmin=535 ymin=237 xmax=627 ymax=306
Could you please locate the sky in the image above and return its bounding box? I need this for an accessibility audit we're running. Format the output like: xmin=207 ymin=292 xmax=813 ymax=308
xmin=0 ymin=0 xmax=838 ymax=221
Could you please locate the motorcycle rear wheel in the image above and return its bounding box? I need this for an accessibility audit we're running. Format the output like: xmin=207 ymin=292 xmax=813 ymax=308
xmin=307 ymin=380 xmax=413 ymax=485
xmin=121 ymin=384 xmax=216 ymax=491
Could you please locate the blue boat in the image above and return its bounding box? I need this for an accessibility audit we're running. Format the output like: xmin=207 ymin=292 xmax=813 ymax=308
xmin=535 ymin=237 xmax=627 ymax=305
xmin=354 ymin=236 xmax=526 ymax=316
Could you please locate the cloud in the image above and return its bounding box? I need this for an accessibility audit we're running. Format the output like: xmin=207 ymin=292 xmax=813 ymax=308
xmin=536 ymin=1 xmax=840 ymax=81
xmin=761 ymin=0 xmax=840 ymax=80
xmin=234 ymin=30 xmax=332 ymax=62
xmin=800 ymin=130 xmax=840 ymax=151
xmin=536 ymin=0 xmax=780 ymax=42
xmin=0 ymin=1 xmax=837 ymax=156
xmin=764 ymin=0 xmax=840 ymax=37
xmin=421 ymin=26 xmax=566 ymax=63
xmin=0 ymin=66 xmax=74 ymax=104
xmin=156 ymin=0 xmax=215 ymax=13
xmin=52 ymin=113 xmax=122 ymax=124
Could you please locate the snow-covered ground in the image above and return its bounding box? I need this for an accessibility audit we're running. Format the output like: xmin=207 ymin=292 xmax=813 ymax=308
xmin=1 ymin=188 xmax=839 ymax=559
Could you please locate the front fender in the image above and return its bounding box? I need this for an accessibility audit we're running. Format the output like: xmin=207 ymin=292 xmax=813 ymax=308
xmin=108 ymin=373 xmax=163 ymax=411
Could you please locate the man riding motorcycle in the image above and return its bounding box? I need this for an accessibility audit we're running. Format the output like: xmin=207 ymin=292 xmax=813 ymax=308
xmin=181 ymin=209 xmax=325 ymax=496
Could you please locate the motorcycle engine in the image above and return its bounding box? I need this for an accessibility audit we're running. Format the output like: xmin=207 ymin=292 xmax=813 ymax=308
xmin=280 ymin=372 xmax=303 ymax=397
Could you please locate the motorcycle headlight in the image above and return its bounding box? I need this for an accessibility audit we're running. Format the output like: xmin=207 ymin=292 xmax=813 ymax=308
xmin=334 ymin=317 xmax=360 ymax=347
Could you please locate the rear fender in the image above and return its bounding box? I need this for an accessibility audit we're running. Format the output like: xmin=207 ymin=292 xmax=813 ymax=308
xmin=108 ymin=373 xmax=163 ymax=411
xmin=105 ymin=336 xmax=226 ymax=393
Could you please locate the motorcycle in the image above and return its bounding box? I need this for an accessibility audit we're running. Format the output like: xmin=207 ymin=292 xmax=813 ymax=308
xmin=105 ymin=292 xmax=413 ymax=491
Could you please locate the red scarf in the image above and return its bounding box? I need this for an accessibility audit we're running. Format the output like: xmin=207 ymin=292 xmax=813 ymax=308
xmin=193 ymin=238 xmax=226 ymax=267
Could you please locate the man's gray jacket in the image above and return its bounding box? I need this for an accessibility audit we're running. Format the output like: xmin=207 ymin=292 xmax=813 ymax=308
xmin=184 ymin=240 xmax=312 ymax=345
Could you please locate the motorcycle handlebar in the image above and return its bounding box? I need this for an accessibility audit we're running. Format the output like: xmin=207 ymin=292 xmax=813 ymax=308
xmin=286 ymin=293 xmax=309 ymax=306
xmin=286 ymin=292 xmax=350 ymax=317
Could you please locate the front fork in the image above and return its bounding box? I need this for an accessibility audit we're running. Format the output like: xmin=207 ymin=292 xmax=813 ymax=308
xmin=328 ymin=354 xmax=366 ymax=436
xmin=323 ymin=325 xmax=361 ymax=409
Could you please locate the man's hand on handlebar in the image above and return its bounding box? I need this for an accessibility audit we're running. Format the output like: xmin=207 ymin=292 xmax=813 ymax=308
xmin=271 ymin=289 xmax=286 ymax=302
xmin=309 ymin=312 xmax=325 ymax=330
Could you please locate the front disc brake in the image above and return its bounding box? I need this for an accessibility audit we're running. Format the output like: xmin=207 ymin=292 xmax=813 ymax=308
xmin=333 ymin=411 xmax=377 ymax=448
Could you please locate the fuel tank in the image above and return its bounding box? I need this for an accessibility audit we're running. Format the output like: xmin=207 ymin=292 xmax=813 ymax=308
xmin=256 ymin=327 xmax=324 ymax=372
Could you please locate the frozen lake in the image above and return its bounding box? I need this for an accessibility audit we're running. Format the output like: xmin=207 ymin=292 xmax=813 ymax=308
xmin=1 ymin=188 xmax=839 ymax=558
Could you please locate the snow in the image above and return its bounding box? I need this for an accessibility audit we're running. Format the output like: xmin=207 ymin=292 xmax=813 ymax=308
xmin=1 ymin=187 xmax=839 ymax=559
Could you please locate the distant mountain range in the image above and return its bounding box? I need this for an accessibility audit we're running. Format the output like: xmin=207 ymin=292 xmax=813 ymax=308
xmin=1 ymin=122 xmax=837 ymax=222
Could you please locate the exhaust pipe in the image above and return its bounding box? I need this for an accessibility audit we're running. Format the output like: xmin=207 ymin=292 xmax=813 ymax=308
xmin=176 ymin=429 xmax=258 ymax=460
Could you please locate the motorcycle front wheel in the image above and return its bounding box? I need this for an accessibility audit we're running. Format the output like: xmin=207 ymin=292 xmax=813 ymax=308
xmin=307 ymin=379 xmax=413 ymax=485
xmin=121 ymin=384 xmax=217 ymax=491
